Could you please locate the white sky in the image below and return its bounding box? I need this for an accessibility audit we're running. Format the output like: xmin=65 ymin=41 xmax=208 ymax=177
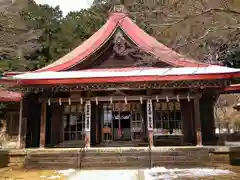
xmin=34 ymin=0 xmax=94 ymax=15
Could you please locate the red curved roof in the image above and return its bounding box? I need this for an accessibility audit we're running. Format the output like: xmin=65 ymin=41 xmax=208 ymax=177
xmin=36 ymin=12 xmax=208 ymax=72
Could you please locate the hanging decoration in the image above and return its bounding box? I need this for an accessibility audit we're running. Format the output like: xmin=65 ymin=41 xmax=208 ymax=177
xmin=187 ymin=94 xmax=190 ymax=102
xmin=156 ymin=96 xmax=159 ymax=102
xmin=147 ymin=99 xmax=153 ymax=131
xmin=175 ymin=102 xmax=181 ymax=110
xmin=95 ymin=97 xmax=98 ymax=105
xmin=168 ymin=102 xmax=174 ymax=111
xmin=68 ymin=98 xmax=71 ymax=105
xmin=110 ymin=96 xmax=113 ymax=104
xmin=140 ymin=96 xmax=143 ymax=104
xmin=80 ymin=97 xmax=83 ymax=105
xmin=166 ymin=96 xmax=169 ymax=102
xmin=48 ymin=98 xmax=51 ymax=106
xmin=124 ymin=96 xmax=128 ymax=104
xmin=177 ymin=95 xmax=180 ymax=102
xmin=59 ymin=98 xmax=62 ymax=105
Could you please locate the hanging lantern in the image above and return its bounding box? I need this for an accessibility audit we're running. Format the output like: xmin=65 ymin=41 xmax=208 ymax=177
xmin=110 ymin=96 xmax=113 ymax=104
xmin=80 ymin=97 xmax=83 ymax=105
xmin=166 ymin=96 xmax=169 ymax=102
xmin=187 ymin=94 xmax=190 ymax=102
xmin=95 ymin=97 xmax=98 ymax=105
xmin=68 ymin=98 xmax=71 ymax=105
xmin=140 ymin=96 xmax=143 ymax=104
xmin=168 ymin=102 xmax=174 ymax=111
xmin=125 ymin=96 xmax=128 ymax=104
xmin=177 ymin=95 xmax=180 ymax=102
xmin=175 ymin=102 xmax=181 ymax=110
xmin=59 ymin=98 xmax=62 ymax=105
xmin=48 ymin=98 xmax=51 ymax=106
xmin=156 ymin=96 xmax=159 ymax=103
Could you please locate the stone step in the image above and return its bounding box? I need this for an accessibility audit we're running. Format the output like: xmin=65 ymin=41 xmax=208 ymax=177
xmin=24 ymin=161 xmax=78 ymax=169
xmin=82 ymin=155 xmax=202 ymax=162
xmin=23 ymin=148 xmax=210 ymax=169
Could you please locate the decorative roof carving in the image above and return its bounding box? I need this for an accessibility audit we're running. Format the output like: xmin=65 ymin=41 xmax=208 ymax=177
xmin=112 ymin=30 xmax=156 ymax=66
xmin=110 ymin=0 xmax=128 ymax=14
xmin=113 ymin=31 xmax=129 ymax=56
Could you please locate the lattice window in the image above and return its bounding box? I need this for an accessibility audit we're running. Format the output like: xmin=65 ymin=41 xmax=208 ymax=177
xmin=103 ymin=104 xmax=112 ymax=141
xmin=6 ymin=112 xmax=19 ymax=137
xmin=154 ymin=101 xmax=182 ymax=135
xmin=63 ymin=104 xmax=85 ymax=141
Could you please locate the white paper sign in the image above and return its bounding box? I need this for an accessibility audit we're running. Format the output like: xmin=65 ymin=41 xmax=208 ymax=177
xmin=84 ymin=101 xmax=91 ymax=132
xmin=147 ymin=99 xmax=153 ymax=131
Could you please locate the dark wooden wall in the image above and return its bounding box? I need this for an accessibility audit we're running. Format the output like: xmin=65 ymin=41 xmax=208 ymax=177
xmin=200 ymin=94 xmax=216 ymax=145
xmin=181 ymin=99 xmax=196 ymax=145
xmin=91 ymin=103 xmax=97 ymax=146
xmin=48 ymin=104 xmax=64 ymax=147
xmin=24 ymin=93 xmax=41 ymax=148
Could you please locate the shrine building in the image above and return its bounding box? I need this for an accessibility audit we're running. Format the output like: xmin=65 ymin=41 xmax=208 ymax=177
xmin=3 ymin=4 xmax=240 ymax=148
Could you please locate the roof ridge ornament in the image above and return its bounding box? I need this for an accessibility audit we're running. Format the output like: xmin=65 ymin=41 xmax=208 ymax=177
xmin=110 ymin=0 xmax=128 ymax=14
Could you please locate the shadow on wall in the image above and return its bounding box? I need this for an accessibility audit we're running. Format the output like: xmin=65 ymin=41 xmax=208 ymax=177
xmin=0 ymin=150 xmax=9 ymax=168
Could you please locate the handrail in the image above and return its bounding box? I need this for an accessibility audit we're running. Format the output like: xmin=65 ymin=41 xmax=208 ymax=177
xmin=78 ymin=147 xmax=86 ymax=169
xmin=148 ymin=138 xmax=152 ymax=168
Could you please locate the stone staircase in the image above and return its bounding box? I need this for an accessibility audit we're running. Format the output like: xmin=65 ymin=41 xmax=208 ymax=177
xmin=23 ymin=147 xmax=210 ymax=169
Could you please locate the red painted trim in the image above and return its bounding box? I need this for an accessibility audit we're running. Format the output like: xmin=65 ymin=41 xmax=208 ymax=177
xmin=0 ymin=79 xmax=19 ymax=86
xmin=3 ymin=72 xmax=23 ymax=77
xmin=0 ymin=97 xmax=21 ymax=102
xmin=224 ymin=85 xmax=240 ymax=92
xmin=0 ymin=90 xmax=22 ymax=102
xmin=18 ymin=72 xmax=240 ymax=85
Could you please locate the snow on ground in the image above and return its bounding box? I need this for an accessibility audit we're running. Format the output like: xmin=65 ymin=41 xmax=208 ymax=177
xmin=40 ymin=167 xmax=233 ymax=180
xmin=144 ymin=167 xmax=233 ymax=180
xmin=40 ymin=169 xmax=76 ymax=179
xmin=68 ymin=170 xmax=138 ymax=180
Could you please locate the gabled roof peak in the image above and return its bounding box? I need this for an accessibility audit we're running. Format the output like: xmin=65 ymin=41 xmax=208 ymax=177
xmin=110 ymin=0 xmax=128 ymax=14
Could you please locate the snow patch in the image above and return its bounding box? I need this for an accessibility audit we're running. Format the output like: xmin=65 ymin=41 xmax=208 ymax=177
xmin=56 ymin=169 xmax=76 ymax=176
xmin=68 ymin=170 xmax=138 ymax=180
xmin=144 ymin=167 xmax=233 ymax=180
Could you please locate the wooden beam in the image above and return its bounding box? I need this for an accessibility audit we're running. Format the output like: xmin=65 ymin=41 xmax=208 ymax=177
xmin=40 ymin=103 xmax=47 ymax=148
xmin=194 ymin=97 xmax=202 ymax=146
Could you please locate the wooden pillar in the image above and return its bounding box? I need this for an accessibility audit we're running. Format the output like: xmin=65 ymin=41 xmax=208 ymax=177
xmin=194 ymin=97 xmax=202 ymax=146
xmin=40 ymin=103 xmax=47 ymax=148
xmin=17 ymin=99 xmax=23 ymax=148
xmin=147 ymin=99 xmax=154 ymax=147
xmin=84 ymin=100 xmax=91 ymax=148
